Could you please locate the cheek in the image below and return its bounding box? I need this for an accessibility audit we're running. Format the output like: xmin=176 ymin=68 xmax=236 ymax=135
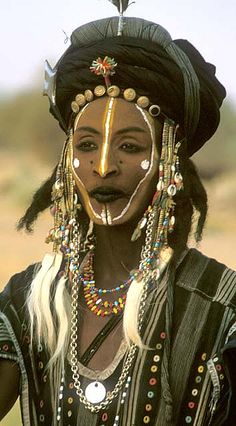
xmin=128 ymin=166 xmax=148 ymax=189
xmin=118 ymin=151 xmax=154 ymax=186
xmin=122 ymin=149 xmax=159 ymax=209
xmin=125 ymin=150 xmax=158 ymax=194
xmin=72 ymin=152 xmax=94 ymax=182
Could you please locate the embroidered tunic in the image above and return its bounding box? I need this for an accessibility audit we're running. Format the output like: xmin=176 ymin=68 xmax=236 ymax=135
xmin=0 ymin=249 xmax=236 ymax=425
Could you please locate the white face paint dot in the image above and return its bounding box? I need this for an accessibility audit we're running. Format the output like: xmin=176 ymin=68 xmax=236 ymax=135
xmin=141 ymin=159 xmax=150 ymax=170
xmin=73 ymin=158 xmax=80 ymax=168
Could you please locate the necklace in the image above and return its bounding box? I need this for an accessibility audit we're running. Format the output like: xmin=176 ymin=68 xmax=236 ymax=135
xmin=68 ymin=207 xmax=156 ymax=414
xmin=81 ymin=251 xmax=134 ymax=316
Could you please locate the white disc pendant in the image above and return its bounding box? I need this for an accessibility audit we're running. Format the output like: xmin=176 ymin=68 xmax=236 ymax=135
xmin=85 ymin=381 xmax=106 ymax=404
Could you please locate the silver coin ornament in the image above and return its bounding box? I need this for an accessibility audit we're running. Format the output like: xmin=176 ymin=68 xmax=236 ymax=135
xmin=85 ymin=381 xmax=106 ymax=404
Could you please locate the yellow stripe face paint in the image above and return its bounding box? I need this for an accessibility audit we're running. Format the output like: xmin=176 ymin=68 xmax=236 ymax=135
xmin=71 ymin=99 xmax=117 ymax=224
xmin=98 ymin=97 xmax=116 ymax=177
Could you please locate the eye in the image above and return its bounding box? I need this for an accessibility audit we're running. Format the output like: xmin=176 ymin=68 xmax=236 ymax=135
xmin=76 ymin=140 xmax=97 ymax=152
xmin=120 ymin=142 xmax=143 ymax=153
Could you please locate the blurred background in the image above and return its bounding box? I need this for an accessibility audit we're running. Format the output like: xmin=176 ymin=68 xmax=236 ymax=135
xmin=0 ymin=0 xmax=236 ymax=424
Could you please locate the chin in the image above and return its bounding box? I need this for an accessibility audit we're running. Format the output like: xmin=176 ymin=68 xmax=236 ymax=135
xmin=83 ymin=195 xmax=149 ymax=227
xmin=88 ymin=198 xmax=129 ymax=224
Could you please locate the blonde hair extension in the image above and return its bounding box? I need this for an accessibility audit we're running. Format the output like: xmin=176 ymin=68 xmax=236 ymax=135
xmin=123 ymin=277 xmax=146 ymax=348
xmin=123 ymin=248 xmax=173 ymax=349
xmin=49 ymin=275 xmax=71 ymax=367
xmin=27 ymin=252 xmax=63 ymax=355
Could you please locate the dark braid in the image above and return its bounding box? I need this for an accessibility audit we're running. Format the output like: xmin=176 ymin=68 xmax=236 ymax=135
xmin=17 ymin=164 xmax=90 ymax=240
xmin=168 ymin=158 xmax=208 ymax=251
xmin=17 ymin=166 xmax=57 ymax=232
xmin=188 ymin=161 xmax=208 ymax=242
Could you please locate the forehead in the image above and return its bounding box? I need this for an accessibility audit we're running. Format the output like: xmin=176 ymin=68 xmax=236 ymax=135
xmin=75 ymin=97 xmax=149 ymax=133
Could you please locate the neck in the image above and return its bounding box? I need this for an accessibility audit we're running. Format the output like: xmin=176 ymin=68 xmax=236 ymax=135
xmin=93 ymin=221 xmax=145 ymax=289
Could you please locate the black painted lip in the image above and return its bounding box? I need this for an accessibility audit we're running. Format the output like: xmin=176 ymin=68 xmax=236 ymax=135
xmin=89 ymin=187 xmax=124 ymax=203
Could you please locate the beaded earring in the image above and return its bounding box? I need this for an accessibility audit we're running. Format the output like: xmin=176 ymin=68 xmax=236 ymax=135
xmin=131 ymin=119 xmax=183 ymax=277
xmin=46 ymin=129 xmax=82 ymax=277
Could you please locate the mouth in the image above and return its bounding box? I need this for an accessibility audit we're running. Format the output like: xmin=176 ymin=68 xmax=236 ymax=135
xmin=89 ymin=186 xmax=125 ymax=203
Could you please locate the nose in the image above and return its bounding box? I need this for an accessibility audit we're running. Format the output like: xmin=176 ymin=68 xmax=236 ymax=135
xmin=93 ymin=149 xmax=119 ymax=178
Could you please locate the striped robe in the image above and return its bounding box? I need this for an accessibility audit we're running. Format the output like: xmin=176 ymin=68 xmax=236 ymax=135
xmin=0 ymin=248 xmax=236 ymax=425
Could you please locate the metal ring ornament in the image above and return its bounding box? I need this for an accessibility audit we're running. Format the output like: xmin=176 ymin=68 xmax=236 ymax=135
xmin=149 ymin=104 xmax=161 ymax=117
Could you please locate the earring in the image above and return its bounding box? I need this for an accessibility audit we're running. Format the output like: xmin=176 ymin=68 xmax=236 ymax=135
xmin=152 ymin=121 xmax=183 ymax=256
xmin=46 ymin=129 xmax=82 ymax=276
xmin=131 ymin=120 xmax=183 ymax=272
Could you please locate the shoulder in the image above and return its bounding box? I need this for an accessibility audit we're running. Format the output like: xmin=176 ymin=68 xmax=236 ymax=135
xmin=176 ymin=248 xmax=236 ymax=308
xmin=0 ymin=263 xmax=40 ymax=313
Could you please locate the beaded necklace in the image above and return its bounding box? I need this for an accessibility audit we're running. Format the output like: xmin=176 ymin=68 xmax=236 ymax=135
xmin=67 ymin=213 xmax=154 ymax=418
xmin=81 ymin=251 xmax=135 ymax=316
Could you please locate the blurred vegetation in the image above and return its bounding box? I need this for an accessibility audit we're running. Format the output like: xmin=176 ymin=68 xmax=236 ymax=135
xmin=0 ymin=89 xmax=63 ymax=207
xmin=193 ymin=101 xmax=236 ymax=178
xmin=0 ymin=90 xmax=64 ymax=164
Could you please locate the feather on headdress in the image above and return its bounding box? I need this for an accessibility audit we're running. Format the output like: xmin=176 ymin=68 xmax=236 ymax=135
xmin=108 ymin=0 xmax=133 ymax=35
xmin=108 ymin=0 xmax=130 ymax=13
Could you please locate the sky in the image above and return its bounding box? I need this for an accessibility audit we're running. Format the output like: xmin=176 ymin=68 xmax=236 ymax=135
xmin=0 ymin=0 xmax=236 ymax=105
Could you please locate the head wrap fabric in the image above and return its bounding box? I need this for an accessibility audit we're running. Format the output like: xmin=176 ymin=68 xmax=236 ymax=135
xmin=51 ymin=17 xmax=226 ymax=157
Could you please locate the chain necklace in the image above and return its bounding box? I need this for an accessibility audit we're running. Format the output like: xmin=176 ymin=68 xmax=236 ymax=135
xmin=69 ymin=207 xmax=156 ymax=413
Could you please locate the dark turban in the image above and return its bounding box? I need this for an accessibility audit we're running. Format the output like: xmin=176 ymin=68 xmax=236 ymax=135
xmin=48 ymin=17 xmax=226 ymax=157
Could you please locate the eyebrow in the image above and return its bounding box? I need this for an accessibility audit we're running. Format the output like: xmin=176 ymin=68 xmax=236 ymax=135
xmin=75 ymin=125 xmax=146 ymax=136
xmin=115 ymin=126 xmax=146 ymax=136
xmin=75 ymin=126 xmax=100 ymax=135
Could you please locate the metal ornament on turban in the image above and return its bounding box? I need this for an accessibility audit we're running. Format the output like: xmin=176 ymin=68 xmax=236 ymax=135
xmin=44 ymin=16 xmax=226 ymax=157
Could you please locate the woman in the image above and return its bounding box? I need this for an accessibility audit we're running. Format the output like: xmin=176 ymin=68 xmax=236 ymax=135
xmin=0 ymin=6 xmax=236 ymax=426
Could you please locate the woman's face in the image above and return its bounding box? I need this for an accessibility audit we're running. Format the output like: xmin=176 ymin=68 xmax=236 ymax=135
xmin=72 ymin=97 xmax=161 ymax=226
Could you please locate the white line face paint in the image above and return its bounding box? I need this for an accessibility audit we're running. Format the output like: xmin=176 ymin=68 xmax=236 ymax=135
xmin=73 ymin=103 xmax=90 ymax=130
xmin=112 ymin=105 xmax=157 ymax=222
xmin=101 ymin=208 xmax=107 ymax=225
xmin=99 ymin=97 xmax=116 ymax=177
xmin=101 ymin=207 xmax=113 ymax=225
xmin=106 ymin=207 xmax=113 ymax=225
